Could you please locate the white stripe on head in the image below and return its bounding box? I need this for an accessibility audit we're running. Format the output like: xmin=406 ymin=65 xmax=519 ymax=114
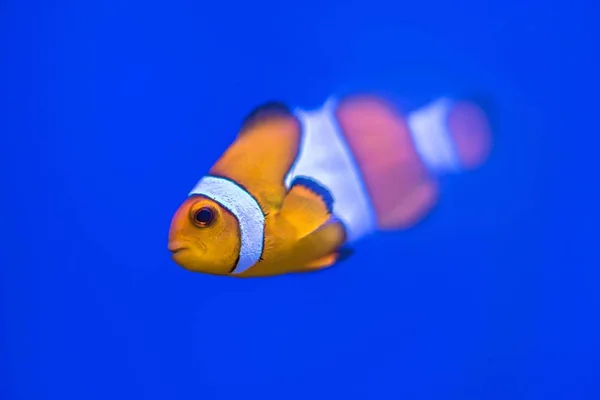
xmin=189 ymin=176 xmax=265 ymax=274
xmin=407 ymin=98 xmax=461 ymax=174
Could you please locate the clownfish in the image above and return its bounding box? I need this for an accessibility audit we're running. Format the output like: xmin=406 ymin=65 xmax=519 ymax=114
xmin=168 ymin=94 xmax=492 ymax=277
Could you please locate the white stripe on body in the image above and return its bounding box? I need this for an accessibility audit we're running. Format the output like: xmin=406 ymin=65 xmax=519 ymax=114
xmin=407 ymin=98 xmax=461 ymax=174
xmin=189 ymin=176 xmax=264 ymax=275
xmin=286 ymin=98 xmax=377 ymax=244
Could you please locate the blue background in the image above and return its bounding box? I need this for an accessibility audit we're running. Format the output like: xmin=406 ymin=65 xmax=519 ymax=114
xmin=1 ymin=0 xmax=598 ymax=399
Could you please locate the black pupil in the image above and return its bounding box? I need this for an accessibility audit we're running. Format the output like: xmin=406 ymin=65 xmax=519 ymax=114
xmin=195 ymin=208 xmax=213 ymax=225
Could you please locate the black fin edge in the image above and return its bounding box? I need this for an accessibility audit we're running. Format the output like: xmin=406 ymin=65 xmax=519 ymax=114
xmin=241 ymin=101 xmax=292 ymax=131
xmin=290 ymin=176 xmax=334 ymax=214
xmin=337 ymin=246 xmax=354 ymax=263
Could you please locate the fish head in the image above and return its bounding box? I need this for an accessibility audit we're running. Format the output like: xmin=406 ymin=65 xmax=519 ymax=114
xmin=168 ymin=196 xmax=241 ymax=275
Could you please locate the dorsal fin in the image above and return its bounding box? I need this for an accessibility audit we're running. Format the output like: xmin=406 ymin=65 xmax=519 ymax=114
xmin=240 ymin=101 xmax=293 ymax=135
xmin=210 ymin=100 xmax=302 ymax=209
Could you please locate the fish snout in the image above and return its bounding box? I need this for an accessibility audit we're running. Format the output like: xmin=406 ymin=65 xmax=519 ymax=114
xmin=168 ymin=240 xmax=188 ymax=254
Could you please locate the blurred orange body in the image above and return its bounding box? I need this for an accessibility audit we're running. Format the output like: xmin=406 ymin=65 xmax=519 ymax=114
xmin=336 ymin=95 xmax=492 ymax=229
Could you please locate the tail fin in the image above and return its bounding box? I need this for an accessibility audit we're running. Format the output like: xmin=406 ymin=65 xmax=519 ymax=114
xmin=335 ymin=94 xmax=493 ymax=230
xmin=407 ymin=97 xmax=492 ymax=174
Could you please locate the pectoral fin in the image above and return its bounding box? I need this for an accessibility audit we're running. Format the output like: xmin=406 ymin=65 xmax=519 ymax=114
xmin=288 ymin=219 xmax=347 ymax=272
xmin=279 ymin=176 xmax=334 ymax=239
xmin=304 ymin=245 xmax=354 ymax=270
xmin=304 ymin=253 xmax=339 ymax=270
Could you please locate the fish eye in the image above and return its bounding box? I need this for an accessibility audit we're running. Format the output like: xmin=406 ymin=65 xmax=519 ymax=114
xmin=192 ymin=207 xmax=215 ymax=227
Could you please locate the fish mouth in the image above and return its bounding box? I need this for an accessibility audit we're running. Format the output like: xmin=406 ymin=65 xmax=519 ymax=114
xmin=168 ymin=241 xmax=189 ymax=254
xmin=169 ymin=246 xmax=189 ymax=263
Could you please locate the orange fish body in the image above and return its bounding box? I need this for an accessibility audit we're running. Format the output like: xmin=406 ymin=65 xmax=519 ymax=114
xmin=168 ymin=94 xmax=492 ymax=277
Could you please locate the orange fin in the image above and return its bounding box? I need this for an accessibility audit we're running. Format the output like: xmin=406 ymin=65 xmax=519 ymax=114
xmin=305 ymin=247 xmax=354 ymax=269
xmin=279 ymin=176 xmax=334 ymax=239
xmin=303 ymin=246 xmax=354 ymax=270
xmin=291 ymin=220 xmax=346 ymax=273
xmin=209 ymin=103 xmax=301 ymax=204
xmin=304 ymin=253 xmax=339 ymax=270
xmin=239 ymin=101 xmax=292 ymax=136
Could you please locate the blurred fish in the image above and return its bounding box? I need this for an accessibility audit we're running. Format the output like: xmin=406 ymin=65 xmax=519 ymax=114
xmin=168 ymin=94 xmax=492 ymax=277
